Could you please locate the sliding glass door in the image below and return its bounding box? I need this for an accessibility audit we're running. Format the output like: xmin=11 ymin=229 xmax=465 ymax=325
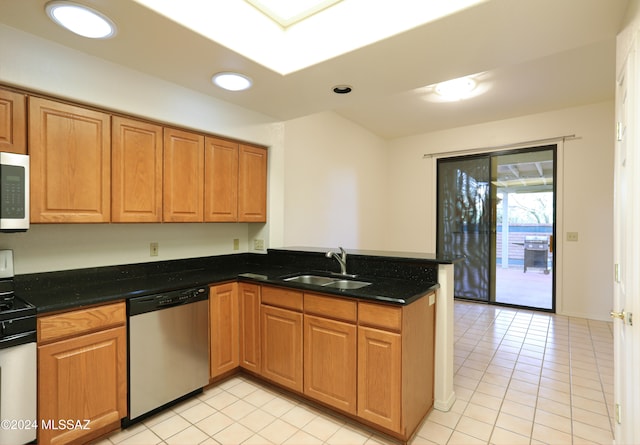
xmin=437 ymin=156 xmax=491 ymax=301
xmin=437 ymin=146 xmax=556 ymax=311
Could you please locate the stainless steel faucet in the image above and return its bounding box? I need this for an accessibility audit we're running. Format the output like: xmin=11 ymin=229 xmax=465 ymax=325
xmin=326 ymin=247 xmax=348 ymax=275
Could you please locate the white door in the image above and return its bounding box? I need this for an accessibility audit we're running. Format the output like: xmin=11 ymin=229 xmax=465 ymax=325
xmin=613 ymin=34 xmax=640 ymax=445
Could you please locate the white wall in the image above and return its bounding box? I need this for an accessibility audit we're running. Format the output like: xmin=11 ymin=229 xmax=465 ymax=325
xmin=386 ymin=101 xmax=615 ymax=321
xmin=281 ymin=111 xmax=389 ymax=249
xmin=0 ymin=24 xmax=282 ymax=273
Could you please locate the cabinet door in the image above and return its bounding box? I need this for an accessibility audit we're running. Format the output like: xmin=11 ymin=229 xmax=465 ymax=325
xmin=0 ymin=88 xmax=26 ymax=154
xmin=238 ymin=144 xmax=267 ymax=222
xmin=112 ymin=117 xmax=163 ymax=222
xmin=205 ymin=137 xmax=238 ymax=222
xmin=239 ymin=282 xmax=261 ymax=373
xmin=38 ymin=326 xmax=126 ymax=445
xmin=210 ymin=283 xmax=239 ymax=378
xmin=163 ymin=127 xmax=204 ymax=222
xmin=261 ymin=305 xmax=302 ymax=392
xmin=357 ymin=326 xmax=402 ymax=432
xmin=304 ymin=315 xmax=357 ymax=414
xmin=29 ymin=97 xmax=110 ymax=223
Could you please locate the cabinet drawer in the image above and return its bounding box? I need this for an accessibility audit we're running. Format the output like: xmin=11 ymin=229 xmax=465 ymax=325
xmin=304 ymin=293 xmax=357 ymax=323
xmin=38 ymin=302 xmax=126 ymax=343
xmin=358 ymin=302 xmax=402 ymax=332
xmin=261 ymin=286 xmax=303 ymax=311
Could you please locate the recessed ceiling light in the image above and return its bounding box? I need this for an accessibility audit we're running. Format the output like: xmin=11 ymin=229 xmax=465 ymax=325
xmin=212 ymin=72 xmax=253 ymax=91
xmin=45 ymin=1 xmax=116 ymax=39
xmin=434 ymin=76 xmax=477 ymax=101
xmin=332 ymin=85 xmax=352 ymax=94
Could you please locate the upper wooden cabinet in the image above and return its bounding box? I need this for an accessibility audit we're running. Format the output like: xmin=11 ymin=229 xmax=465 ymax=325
xmin=238 ymin=144 xmax=267 ymax=222
xmin=29 ymin=97 xmax=111 ymax=223
xmin=0 ymin=88 xmax=26 ymax=154
xmin=163 ymin=127 xmax=204 ymax=222
xmin=112 ymin=117 xmax=163 ymax=222
xmin=205 ymin=137 xmax=238 ymax=222
xmin=205 ymin=139 xmax=267 ymax=223
xmin=22 ymin=88 xmax=267 ymax=224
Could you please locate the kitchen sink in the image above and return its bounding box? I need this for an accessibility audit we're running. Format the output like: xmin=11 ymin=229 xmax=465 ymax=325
xmin=284 ymin=275 xmax=337 ymax=286
xmin=323 ymin=279 xmax=372 ymax=290
xmin=284 ymin=274 xmax=372 ymax=290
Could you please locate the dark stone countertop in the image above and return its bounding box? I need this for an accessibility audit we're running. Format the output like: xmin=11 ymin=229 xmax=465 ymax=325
xmin=15 ymin=248 xmax=451 ymax=314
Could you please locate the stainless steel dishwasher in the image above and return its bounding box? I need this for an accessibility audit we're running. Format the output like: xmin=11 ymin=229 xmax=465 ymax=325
xmin=126 ymin=286 xmax=209 ymax=424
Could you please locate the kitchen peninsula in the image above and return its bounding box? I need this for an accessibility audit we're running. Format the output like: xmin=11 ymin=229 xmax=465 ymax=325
xmin=16 ymin=247 xmax=461 ymax=444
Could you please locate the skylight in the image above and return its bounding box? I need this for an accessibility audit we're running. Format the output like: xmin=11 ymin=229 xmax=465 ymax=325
xmin=132 ymin=0 xmax=485 ymax=75
xmin=245 ymin=0 xmax=343 ymax=28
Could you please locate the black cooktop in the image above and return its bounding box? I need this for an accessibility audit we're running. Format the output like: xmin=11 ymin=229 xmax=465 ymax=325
xmin=0 ymin=295 xmax=36 ymax=321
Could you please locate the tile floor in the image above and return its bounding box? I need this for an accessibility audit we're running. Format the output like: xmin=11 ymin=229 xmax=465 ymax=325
xmin=95 ymin=301 xmax=614 ymax=445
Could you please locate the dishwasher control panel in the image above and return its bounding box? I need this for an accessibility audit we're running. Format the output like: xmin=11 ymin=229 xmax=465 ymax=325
xmin=128 ymin=287 xmax=207 ymax=316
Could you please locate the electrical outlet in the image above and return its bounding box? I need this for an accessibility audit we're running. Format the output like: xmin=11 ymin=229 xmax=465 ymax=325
xmin=254 ymin=239 xmax=265 ymax=251
xmin=150 ymin=242 xmax=159 ymax=256
xmin=566 ymin=232 xmax=579 ymax=242
xmin=233 ymin=238 xmax=240 ymax=250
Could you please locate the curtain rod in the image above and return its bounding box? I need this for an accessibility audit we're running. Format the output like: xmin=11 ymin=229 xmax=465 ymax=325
xmin=422 ymin=134 xmax=578 ymax=159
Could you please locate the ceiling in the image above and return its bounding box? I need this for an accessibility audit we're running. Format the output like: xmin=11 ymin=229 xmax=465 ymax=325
xmin=0 ymin=0 xmax=630 ymax=139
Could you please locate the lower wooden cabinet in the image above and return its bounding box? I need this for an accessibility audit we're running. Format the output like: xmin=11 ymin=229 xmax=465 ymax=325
xmin=304 ymin=314 xmax=357 ymax=414
xmin=357 ymin=325 xmax=402 ymax=430
xmin=357 ymin=296 xmax=436 ymax=439
xmin=261 ymin=305 xmax=303 ymax=392
xmin=207 ymin=283 xmax=436 ymax=441
xmin=260 ymin=286 xmax=303 ymax=392
xmin=238 ymin=282 xmax=261 ymax=373
xmin=209 ymin=283 xmax=239 ymax=378
xmin=37 ymin=302 xmax=127 ymax=445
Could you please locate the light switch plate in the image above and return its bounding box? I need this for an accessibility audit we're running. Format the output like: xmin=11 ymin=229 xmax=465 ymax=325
xmin=566 ymin=232 xmax=579 ymax=242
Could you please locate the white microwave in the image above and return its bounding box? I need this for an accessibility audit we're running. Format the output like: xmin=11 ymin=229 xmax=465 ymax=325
xmin=0 ymin=152 xmax=29 ymax=232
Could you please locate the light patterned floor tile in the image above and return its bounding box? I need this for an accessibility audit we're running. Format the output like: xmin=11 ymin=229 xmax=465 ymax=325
xmin=258 ymin=418 xmax=298 ymax=444
xmin=238 ymin=408 xmax=277 ymax=432
xmin=490 ymin=426 xmax=530 ymax=445
xmin=164 ymin=425 xmax=208 ymax=445
xmin=195 ymin=412 xmax=235 ymax=437
xmin=282 ymin=429 xmax=324 ymax=445
xmin=179 ymin=402 xmax=217 ymax=424
xmin=302 ymin=413 xmax=344 ymax=441
xmin=325 ymin=424 xmax=371 ymax=445
xmin=116 ymin=428 xmax=163 ymax=445
xmin=454 ymin=416 xmax=493 ymax=442
xmin=212 ymin=422 xmax=254 ymax=444
xmin=148 ymin=415 xmax=191 ymax=440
